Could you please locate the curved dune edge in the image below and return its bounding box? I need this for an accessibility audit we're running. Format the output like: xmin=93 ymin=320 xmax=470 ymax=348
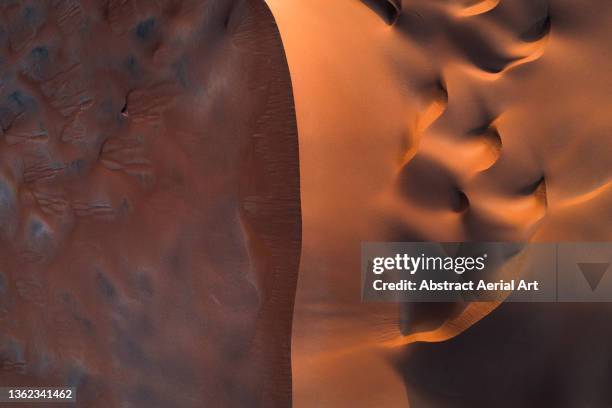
xmin=381 ymin=301 xmax=501 ymax=348
xmin=381 ymin=247 xmax=530 ymax=348
xmin=362 ymin=0 xmax=402 ymax=25
xmin=468 ymin=35 xmax=551 ymax=80
xmin=456 ymin=0 xmax=501 ymax=17
xmin=557 ymin=179 xmax=612 ymax=209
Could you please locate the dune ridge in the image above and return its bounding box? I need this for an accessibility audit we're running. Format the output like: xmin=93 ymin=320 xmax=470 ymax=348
xmin=268 ymin=0 xmax=612 ymax=405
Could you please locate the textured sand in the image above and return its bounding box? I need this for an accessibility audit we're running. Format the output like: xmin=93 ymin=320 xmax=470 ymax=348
xmin=0 ymin=1 xmax=300 ymax=406
xmin=267 ymin=0 xmax=612 ymax=406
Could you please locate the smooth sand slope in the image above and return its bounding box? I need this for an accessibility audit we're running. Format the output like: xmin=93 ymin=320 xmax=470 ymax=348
xmin=267 ymin=0 xmax=612 ymax=406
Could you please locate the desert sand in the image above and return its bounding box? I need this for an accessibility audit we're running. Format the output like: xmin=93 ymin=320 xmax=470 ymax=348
xmin=0 ymin=0 xmax=611 ymax=406
xmin=0 ymin=1 xmax=300 ymax=406
xmin=267 ymin=0 xmax=612 ymax=406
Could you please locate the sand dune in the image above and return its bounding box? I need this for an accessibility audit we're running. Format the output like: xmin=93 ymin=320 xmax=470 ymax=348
xmin=0 ymin=0 xmax=609 ymax=405
xmin=0 ymin=1 xmax=300 ymax=406
xmin=267 ymin=0 xmax=612 ymax=405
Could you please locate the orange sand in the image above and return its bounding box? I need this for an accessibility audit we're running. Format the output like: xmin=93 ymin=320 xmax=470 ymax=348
xmin=268 ymin=0 xmax=612 ymax=405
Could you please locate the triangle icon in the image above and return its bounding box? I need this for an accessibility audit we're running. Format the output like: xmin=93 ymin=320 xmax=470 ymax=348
xmin=577 ymin=262 xmax=609 ymax=291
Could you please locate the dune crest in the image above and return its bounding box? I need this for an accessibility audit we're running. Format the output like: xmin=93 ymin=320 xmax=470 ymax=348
xmin=268 ymin=0 xmax=612 ymax=405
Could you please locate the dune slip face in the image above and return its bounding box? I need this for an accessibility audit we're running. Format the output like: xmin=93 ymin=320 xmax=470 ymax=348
xmin=267 ymin=0 xmax=612 ymax=406
xmin=0 ymin=0 xmax=300 ymax=407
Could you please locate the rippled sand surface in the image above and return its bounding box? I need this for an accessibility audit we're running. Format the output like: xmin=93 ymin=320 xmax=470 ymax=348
xmin=267 ymin=0 xmax=612 ymax=405
xmin=0 ymin=1 xmax=300 ymax=406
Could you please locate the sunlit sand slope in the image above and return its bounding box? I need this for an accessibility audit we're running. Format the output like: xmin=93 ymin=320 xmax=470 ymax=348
xmin=268 ymin=0 xmax=612 ymax=405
